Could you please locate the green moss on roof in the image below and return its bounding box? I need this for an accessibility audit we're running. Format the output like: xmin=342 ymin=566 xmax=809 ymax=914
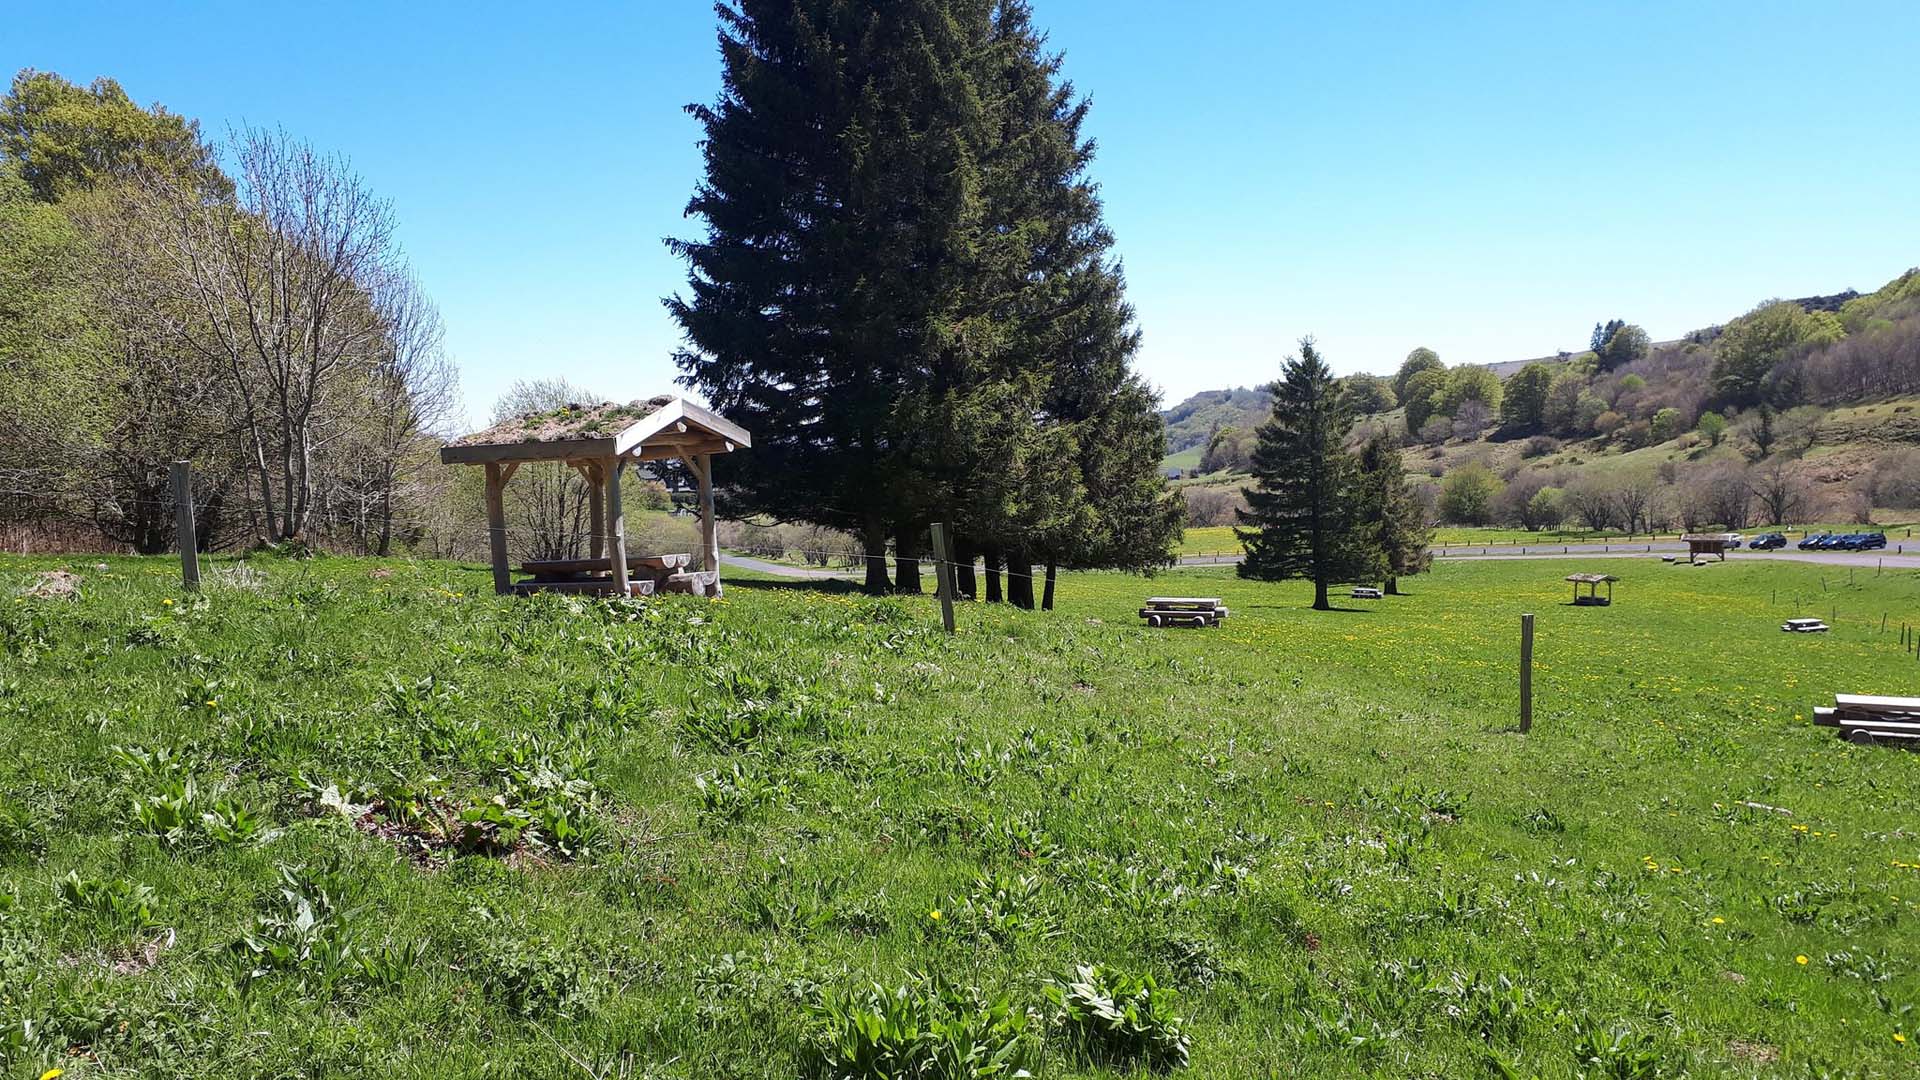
xmin=448 ymin=395 xmax=674 ymax=447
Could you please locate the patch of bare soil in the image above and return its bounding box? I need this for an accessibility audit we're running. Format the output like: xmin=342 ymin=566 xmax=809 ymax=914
xmin=22 ymin=569 xmax=81 ymax=599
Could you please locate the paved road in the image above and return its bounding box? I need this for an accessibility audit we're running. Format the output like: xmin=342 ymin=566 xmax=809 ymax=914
xmin=719 ymin=553 xmax=857 ymax=579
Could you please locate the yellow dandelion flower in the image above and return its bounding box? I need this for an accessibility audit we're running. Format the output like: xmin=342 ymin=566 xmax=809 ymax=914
xmin=40 ymin=1070 xmax=64 ymax=1080
xmin=928 ymin=909 xmax=942 ymax=922
xmin=206 ymin=699 xmax=218 ymax=707
xmin=1895 ymin=1033 xmax=1906 ymax=1044
xmin=162 ymin=598 xmax=174 ymax=606
xmin=1711 ymin=917 xmax=1725 ymax=925
xmin=1796 ymin=955 xmax=1809 ymax=965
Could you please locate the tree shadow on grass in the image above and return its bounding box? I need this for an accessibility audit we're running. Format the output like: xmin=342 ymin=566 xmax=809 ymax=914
xmin=724 ymin=576 xmax=869 ymax=596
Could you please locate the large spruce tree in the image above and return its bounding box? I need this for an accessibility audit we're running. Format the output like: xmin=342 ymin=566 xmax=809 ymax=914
xmin=1356 ymin=431 xmax=1432 ymax=594
xmin=1236 ymin=339 xmax=1382 ymax=610
xmin=671 ymin=0 xmax=1178 ymax=601
xmin=668 ymin=1 xmax=991 ymax=594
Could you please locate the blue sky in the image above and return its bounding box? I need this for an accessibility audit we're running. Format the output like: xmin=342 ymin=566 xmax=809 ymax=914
xmin=11 ymin=1 xmax=1918 ymax=426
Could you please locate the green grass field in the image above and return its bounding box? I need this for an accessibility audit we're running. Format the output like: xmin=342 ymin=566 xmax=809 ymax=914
xmin=3 ymin=553 xmax=1919 ymax=1077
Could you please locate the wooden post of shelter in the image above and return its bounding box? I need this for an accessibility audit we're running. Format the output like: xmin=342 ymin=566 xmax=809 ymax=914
xmin=930 ymin=521 xmax=957 ymax=633
xmin=484 ymin=461 xmax=510 ymax=595
xmin=585 ymin=460 xmax=605 ymax=559
xmin=170 ymin=461 xmax=200 ymax=592
xmin=604 ymin=457 xmax=629 ymax=596
xmin=694 ymin=453 xmax=719 ymax=584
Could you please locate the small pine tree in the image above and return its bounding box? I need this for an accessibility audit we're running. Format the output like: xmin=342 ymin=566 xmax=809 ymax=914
xmin=1235 ymin=339 xmax=1383 ymax=610
xmin=1357 ymin=432 xmax=1433 ymax=594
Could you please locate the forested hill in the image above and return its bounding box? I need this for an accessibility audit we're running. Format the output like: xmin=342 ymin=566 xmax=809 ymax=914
xmin=1159 ymin=386 xmax=1272 ymax=455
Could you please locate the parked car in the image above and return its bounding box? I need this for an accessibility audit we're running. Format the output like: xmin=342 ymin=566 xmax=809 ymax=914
xmin=1860 ymin=533 xmax=1888 ymax=550
xmin=1750 ymin=532 xmax=1787 ymax=550
xmin=1797 ymin=533 xmax=1829 ymax=550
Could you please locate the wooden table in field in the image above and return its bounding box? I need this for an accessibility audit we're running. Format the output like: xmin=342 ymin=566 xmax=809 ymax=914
xmin=1139 ymin=596 xmax=1229 ymax=628
xmin=516 ymin=553 xmax=717 ymax=597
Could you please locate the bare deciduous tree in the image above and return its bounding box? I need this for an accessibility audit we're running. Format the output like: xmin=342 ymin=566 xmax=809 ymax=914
xmin=151 ymin=126 xmax=398 ymax=542
xmin=1749 ymin=456 xmax=1808 ymax=526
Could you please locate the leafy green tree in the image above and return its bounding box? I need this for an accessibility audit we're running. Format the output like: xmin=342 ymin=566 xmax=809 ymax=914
xmin=1592 ymin=321 xmax=1650 ymax=371
xmin=1356 ymin=432 xmax=1431 ymax=594
xmin=1393 ymin=347 xmax=1444 ymax=403
xmin=1439 ymin=366 xmax=1501 ymax=416
xmin=1402 ymin=366 xmax=1448 ymax=434
xmin=1524 ymin=486 xmax=1566 ymax=530
xmin=1542 ymin=371 xmax=1587 ymax=434
xmin=1236 ymin=339 xmax=1382 ymax=610
xmin=1342 ymin=373 xmax=1397 ymax=415
xmin=1438 ymin=463 xmax=1502 ymax=525
xmin=1 ymin=70 xmax=227 ymax=202
xmin=1696 ymin=410 xmax=1727 ymax=446
xmin=1711 ymin=300 xmax=1846 ymax=405
xmin=1650 ymin=407 xmax=1684 ymax=443
xmin=1499 ymin=362 xmax=1555 ymax=433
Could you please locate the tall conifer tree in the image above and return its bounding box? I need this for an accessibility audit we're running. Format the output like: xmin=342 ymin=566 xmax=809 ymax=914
xmin=1236 ymin=339 xmax=1382 ymax=610
xmin=1356 ymin=431 xmax=1432 ymax=594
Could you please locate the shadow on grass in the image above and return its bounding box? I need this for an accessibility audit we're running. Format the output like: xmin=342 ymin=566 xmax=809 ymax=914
xmin=725 ymin=576 xmax=869 ymax=596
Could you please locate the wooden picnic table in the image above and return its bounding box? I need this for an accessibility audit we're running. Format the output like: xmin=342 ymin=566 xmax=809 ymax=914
xmin=1140 ymin=596 xmax=1229 ymax=628
xmin=521 ymin=553 xmax=690 ymax=578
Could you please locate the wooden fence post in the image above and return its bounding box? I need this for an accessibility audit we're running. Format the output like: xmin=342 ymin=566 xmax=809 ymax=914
xmin=171 ymin=461 xmax=200 ymax=591
xmin=930 ymin=521 xmax=957 ymax=634
xmin=1519 ymin=613 xmax=1535 ymax=733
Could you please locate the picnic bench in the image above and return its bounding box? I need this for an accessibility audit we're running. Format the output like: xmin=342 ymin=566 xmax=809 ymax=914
xmin=1351 ymin=587 xmax=1383 ymax=600
xmin=1139 ymin=596 xmax=1229 ymax=628
xmin=515 ymin=553 xmax=717 ymax=597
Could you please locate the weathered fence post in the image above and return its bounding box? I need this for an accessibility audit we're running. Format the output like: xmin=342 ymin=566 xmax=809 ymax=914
xmin=930 ymin=521 xmax=956 ymax=634
xmin=1519 ymin=613 xmax=1535 ymax=734
xmin=170 ymin=461 xmax=200 ymax=592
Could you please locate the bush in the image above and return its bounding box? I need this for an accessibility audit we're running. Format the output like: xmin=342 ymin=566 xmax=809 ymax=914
xmin=1520 ymin=435 xmax=1560 ymax=459
xmin=1047 ymin=964 xmax=1190 ymax=1070
xmin=1182 ymin=485 xmax=1247 ymax=528
xmin=1438 ymin=464 xmax=1502 ymax=525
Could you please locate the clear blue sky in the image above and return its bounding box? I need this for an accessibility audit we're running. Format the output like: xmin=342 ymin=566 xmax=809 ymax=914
xmin=11 ymin=1 xmax=1919 ymax=426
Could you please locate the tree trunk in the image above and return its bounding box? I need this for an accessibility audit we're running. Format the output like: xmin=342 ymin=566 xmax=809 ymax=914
xmin=1007 ymin=547 xmax=1034 ymax=610
xmin=1385 ymin=576 xmax=1399 ymax=596
xmin=984 ymin=547 xmax=1003 ymax=603
xmin=1041 ymin=561 xmax=1057 ymax=610
xmin=862 ymin=520 xmax=890 ymax=595
xmin=893 ymin=526 xmax=922 ymax=594
xmin=954 ymin=541 xmax=977 ymax=599
xmin=1312 ymin=577 xmax=1330 ymax=611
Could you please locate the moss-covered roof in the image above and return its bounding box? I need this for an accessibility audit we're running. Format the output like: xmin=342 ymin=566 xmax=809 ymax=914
xmin=449 ymin=395 xmax=674 ymax=448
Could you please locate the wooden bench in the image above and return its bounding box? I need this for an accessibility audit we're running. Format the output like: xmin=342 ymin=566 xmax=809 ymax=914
xmin=1139 ymin=596 xmax=1228 ymax=628
xmin=521 ymin=553 xmax=691 ymax=580
xmin=1351 ymin=587 xmax=1383 ymax=600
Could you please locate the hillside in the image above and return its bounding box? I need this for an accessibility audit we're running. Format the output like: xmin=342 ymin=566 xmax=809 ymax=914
xmin=1169 ymin=268 xmax=1920 ymax=529
xmin=1159 ymin=387 xmax=1272 ymax=458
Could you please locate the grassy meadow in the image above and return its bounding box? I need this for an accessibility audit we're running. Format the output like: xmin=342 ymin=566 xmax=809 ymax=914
xmin=3 ymin=552 xmax=1919 ymax=1077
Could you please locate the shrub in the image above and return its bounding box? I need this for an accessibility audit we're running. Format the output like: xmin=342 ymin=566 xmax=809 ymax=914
xmin=1046 ymin=964 xmax=1190 ymax=1070
xmin=1520 ymin=435 xmax=1560 ymax=459
xmin=1438 ymin=464 xmax=1502 ymax=525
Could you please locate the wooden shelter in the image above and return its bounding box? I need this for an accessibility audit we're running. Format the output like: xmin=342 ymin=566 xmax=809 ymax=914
xmin=1565 ymin=572 xmax=1617 ymax=606
xmin=1682 ymin=532 xmax=1740 ymax=563
xmin=439 ymin=395 xmax=750 ymax=598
